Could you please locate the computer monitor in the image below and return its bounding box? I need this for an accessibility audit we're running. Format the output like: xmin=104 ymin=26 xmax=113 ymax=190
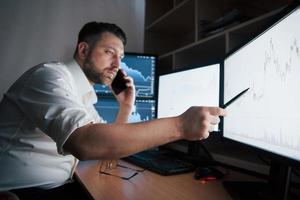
xmin=223 ymin=2 xmax=300 ymax=199
xmin=157 ymin=63 xmax=220 ymax=131
xmin=94 ymin=53 xmax=156 ymax=98
xmin=94 ymin=98 xmax=156 ymax=124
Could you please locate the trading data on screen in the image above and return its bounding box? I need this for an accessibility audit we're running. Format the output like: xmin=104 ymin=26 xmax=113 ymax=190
xmin=223 ymin=7 xmax=300 ymax=162
xmin=94 ymin=98 xmax=156 ymax=124
xmin=157 ymin=64 xmax=220 ymax=130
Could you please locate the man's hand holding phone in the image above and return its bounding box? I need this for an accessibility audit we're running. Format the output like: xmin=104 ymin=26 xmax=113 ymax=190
xmin=111 ymin=70 xmax=127 ymax=95
xmin=110 ymin=69 xmax=135 ymax=108
xmin=110 ymin=69 xmax=136 ymax=123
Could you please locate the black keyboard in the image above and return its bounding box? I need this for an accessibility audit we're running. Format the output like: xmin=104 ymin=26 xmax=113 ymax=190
xmin=123 ymin=150 xmax=195 ymax=175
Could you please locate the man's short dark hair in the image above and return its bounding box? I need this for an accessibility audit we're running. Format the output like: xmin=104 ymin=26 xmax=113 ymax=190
xmin=73 ymin=22 xmax=127 ymax=58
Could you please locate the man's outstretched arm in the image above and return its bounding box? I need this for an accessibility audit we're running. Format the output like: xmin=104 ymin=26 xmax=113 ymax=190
xmin=64 ymin=106 xmax=226 ymax=160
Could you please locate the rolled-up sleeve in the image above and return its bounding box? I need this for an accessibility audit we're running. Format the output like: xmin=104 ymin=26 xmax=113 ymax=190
xmin=17 ymin=66 xmax=95 ymax=154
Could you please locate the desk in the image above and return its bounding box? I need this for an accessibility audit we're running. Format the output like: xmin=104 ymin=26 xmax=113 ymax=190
xmin=76 ymin=160 xmax=263 ymax=200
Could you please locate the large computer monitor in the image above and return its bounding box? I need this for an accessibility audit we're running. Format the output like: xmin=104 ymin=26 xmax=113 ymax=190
xmin=223 ymin=2 xmax=300 ymax=199
xmin=94 ymin=53 xmax=156 ymax=98
xmin=157 ymin=64 xmax=220 ymax=158
xmin=157 ymin=63 xmax=220 ymax=130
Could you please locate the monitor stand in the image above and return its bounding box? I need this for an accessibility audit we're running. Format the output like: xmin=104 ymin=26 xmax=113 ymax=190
xmin=223 ymin=161 xmax=294 ymax=200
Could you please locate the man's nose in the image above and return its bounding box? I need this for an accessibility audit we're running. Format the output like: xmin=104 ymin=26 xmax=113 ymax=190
xmin=112 ymin=55 xmax=121 ymax=69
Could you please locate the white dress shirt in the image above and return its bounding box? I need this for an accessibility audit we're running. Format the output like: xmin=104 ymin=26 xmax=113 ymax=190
xmin=0 ymin=60 xmax=102 ymax=190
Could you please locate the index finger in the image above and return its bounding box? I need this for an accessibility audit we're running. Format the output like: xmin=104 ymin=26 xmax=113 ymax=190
xmin=208 ymin=107 xmax=227 ymax=116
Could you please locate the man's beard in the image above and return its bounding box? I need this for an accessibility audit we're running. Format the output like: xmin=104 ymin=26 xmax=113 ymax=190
xmin=82 ymin=59 xmax=112 ymax=85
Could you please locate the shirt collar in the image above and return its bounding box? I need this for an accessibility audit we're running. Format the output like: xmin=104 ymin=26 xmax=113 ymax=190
xmin=66 ymin=60 xmax=97 ymax=105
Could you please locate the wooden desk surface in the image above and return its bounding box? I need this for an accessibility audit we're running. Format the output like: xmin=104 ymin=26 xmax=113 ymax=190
xmin=76 ymin=160 xmax=260 ymax=200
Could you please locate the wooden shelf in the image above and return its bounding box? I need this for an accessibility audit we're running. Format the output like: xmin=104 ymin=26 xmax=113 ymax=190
xmin=145 ymin=0 xmax=195 ymax=55
xmin=174 ymin=35 xmax=226 ymax=69
xmin=145 ymin=0 xmax=173 ymax=27
xmin=145 ymin=0 xmax=290 ymax=74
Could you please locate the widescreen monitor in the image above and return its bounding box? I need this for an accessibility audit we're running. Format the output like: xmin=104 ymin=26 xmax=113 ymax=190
xmin=157 ymin=64 xmax=220 ymax=131
xmin=94 ymin=98 xmax=156 ymax=124
xmin=223 ymin=5 xmax=300 ymax=167
xmin=94 ymin=53 xmax=156 ymax=98
xmin=223 ymin=2 xmax=300 ymax=199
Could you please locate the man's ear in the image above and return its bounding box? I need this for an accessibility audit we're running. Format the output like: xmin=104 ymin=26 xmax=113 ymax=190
xmin=77 ymin=42 xmax=89 ymax=60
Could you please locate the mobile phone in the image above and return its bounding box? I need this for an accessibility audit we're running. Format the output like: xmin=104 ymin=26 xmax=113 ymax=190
xmin=111 ymin=70 xmax=127 ymax=95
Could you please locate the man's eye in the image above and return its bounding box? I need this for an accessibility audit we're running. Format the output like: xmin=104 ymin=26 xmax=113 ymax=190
xmin=105 ymin=50 xmax=114 ymax=55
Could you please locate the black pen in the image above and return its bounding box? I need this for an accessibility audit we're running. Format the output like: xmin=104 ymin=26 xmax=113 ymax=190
xmin=222 ymin=87 xmax=250 ymax=108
